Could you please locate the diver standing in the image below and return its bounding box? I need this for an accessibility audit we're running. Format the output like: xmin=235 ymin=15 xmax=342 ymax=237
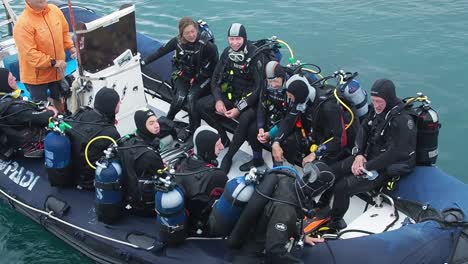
xmin=142 ymin=17 xmax=219 ymax=141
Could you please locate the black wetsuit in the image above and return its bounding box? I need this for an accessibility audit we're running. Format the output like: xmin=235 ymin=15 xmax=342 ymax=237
xmin=220 ymin=81 xmax=291 ymax=171
xmin=197 ymin=42 xmax=263 ymax=144
xmin=119 ymin=134 xmax=164 ymax=216
xmin=329 ymin=104 xmax=417 ymax=220
xmin=66 ymin=107 xmax=120 ymax=189
xmin=273 ymin=89 xmax=357 ymax=165
xmin=0 ymin=97 xmax=53 ymax=153
xmin=233 ymin=174 xmax=306 ymax=264
xmin=173 ymin=154 xmax=227 ymax=235
xmin=143 ymin=35 xmax=218 ymax=132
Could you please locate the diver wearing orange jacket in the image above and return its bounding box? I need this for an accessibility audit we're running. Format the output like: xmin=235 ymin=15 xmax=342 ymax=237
xmin=13 ymin=0 xmax=76 ymax=111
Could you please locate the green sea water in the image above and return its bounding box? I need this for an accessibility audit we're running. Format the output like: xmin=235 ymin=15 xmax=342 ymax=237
xmin=1 ymin=0 xmax=467 ymax=262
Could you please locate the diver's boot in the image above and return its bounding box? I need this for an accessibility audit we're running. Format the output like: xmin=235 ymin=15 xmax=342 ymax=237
xmin=239 ymin=158 xmax=265 ymax=172
xmin=23 ymin=142 xmax=44 ymax=158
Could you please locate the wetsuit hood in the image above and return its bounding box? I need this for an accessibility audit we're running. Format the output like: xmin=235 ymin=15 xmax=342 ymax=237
xmin=370 ymin=79 xmax=401 ymax=113
xmin=94 ymin=88 xmax=120 ymax=122
xmin=286 ymin=74 xmax=316 ymax=105
xmin=134 ymin=108 xmax=158 ymax=142
xmin=228 ymin=23 xmax=247 ymax=51
xmin=0 ymin=68 xmax=13 ymax=93
xmin=265 ymin=61 xmax=286 ymax=80
xmin=193 ymin=125 xmax=220 ymax=163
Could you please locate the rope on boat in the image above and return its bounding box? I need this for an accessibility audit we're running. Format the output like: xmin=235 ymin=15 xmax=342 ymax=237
xmin=141 ymin=72 xmax=172 ymax=89
xmin=0 ymin=188 xmax=153 ymax=251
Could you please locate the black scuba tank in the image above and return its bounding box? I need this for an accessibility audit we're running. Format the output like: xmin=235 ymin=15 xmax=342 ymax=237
xmin=414 ymin=104 xmax=440 ymax=166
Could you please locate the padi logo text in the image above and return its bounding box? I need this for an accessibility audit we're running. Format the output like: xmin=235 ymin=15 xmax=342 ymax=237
xmin=0 ymin=160 xmax=40 ymax=191
xmin=275 ymin=223 xmax=287 ymax=232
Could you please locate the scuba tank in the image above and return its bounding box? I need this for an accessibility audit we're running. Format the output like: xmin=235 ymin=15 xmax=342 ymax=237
xmin=155 ymin=170 xmax=187 ymax=245
xmin=95 ymin=145 xmax=123 ymax=224
xmin=198 ymin=19 xmax=214 ymax=43
xmin=44 ymin=116 xmax=73 ymax=187
xmin=208 ymin=168 xmax=258 ymax=237
xmin=408 ymin=94 xmax=440 ymax=166
xmin=340 ymin=79 xmax=369 ymax=120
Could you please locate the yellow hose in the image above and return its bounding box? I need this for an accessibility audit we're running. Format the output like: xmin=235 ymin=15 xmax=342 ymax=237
xmin=310 ymin=74 xmax=355 ymax=151
xmin=85 ymin=136 xmax=118 ymax=170
xmin=277 ymin=39 xmax=294 ymax=60
xmin=405 ymin=95 xmax=428 ymax=105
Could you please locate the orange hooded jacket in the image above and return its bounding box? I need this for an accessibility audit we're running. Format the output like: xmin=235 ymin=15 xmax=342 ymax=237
xmin=13 ymin=3 xmax=74 ymax=85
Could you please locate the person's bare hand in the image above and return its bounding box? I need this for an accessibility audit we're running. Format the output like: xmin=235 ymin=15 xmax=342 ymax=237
xmin=351 ymin=155 xmax=367 ymax=176
xmin=302 ymin=152 xmax=316 ymax=166
xmin=55 ymin=60 xmax=67 ymax=77
xmin=46 ymin=105 xmax=58 ymax=118
xmin=257 ymin=128 xmax=270 ymax=143
xmin=304 ymin=236 xmax=325 ymax=246
xmin=224 ymin=108 xmax=240 ymax=119
xmin=69 ymin=47 xmax=77 ymax=59
xmin=215 ymin=100 xmax=227 ymax=114
xmin=272 ymin=142 xmax=284 ymax=162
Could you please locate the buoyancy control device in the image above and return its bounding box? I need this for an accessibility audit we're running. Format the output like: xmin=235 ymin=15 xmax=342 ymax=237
xmin=45 ymin=116 xmax=73 ymax=187
xmin=404 ymin=93 xmax=441 ymax=165
xmin=155 ymin=169 xmax=187 ymax=245
xmin=208 ymin=168 xmax=259 ymax=237
xmin=95 ymin=144 xmax=123 ymax=224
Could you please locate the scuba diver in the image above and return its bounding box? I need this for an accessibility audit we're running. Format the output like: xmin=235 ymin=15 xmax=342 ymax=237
xmin=271 ymin=74 xmax=358 ymax=167
xmin=141 ymin=17 xmax=219 ymax=142
xmin=119 ymin=108 xmax=165 ymax=216
xmin=220 ymin=60 xmax=289 ymax=173
xmin=228 ymin=162 xmax=335 ymax=264
xmin=66 ymin=88 xmax=121 ymax=189
xmin=327 ymin=79 xmax=417 ymax=229
xmin=170 ymin=125 xmax=227 ymax=236
xmin=197 ymin=23 xmax=265 ymax=147
xmin=0 ymin=68 xmax=58 ymax=158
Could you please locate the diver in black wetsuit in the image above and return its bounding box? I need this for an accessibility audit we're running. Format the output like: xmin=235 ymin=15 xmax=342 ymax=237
xmin=171 ymin=125 xmax=227 ymax=235
xmin=67 ymin=88 xmax=121 ymax=189
xmin=141 ymin=17 xmax=218 ymax=141
xmin=271 ymin=74 xmax=358 ymax=167
xmin=119 ymin=109 xmax=165 ymax=216
xmin=220 ymin=60 xmax=289 ymax=173
xmin=0 ymin=68 xmax=58 ymax=158
xmin=229 ymin=162 xmax=335 ymax=264
xmin=197 ymin=23 xmax=264 ymax=147
xmin=327 ymin=79 xmax=417 ymax=228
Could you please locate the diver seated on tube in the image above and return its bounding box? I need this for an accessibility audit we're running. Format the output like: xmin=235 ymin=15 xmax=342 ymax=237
xmin=227 ymin=162 xmax=335 ymax=264
xmin=325 ymin=79 xmax=417 ymax=230
xmin=271 ymin=74 xmax=358 ymax=168
xmin=66 ymin=88 xmax=121 ymax=189
xmin=220 ymin=61 xmax=289 ymax=174
xmin=0 ymin=68 xmax=58 ymax=159
xmin=168 ymin=125 xmax=227 ymax=237
xmin=197 ymin=23 xmax=265 ymax=147
xmin=119 ymin=109 xmax=165 ymax=217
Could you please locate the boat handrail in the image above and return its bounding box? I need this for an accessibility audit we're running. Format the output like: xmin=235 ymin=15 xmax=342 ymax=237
xmin=1 ymin=0 xmax=17 ymax=27
xmin=0 ymin=188 xmax=155 ymax=251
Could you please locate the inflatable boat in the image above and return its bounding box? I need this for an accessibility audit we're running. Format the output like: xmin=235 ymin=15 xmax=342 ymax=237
xmin=0 ymin=2 xmax=467 ymax=263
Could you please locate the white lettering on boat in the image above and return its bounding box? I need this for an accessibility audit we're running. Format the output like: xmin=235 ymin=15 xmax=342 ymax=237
xmin=0 ymin=160 xmax=41 ymax=191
